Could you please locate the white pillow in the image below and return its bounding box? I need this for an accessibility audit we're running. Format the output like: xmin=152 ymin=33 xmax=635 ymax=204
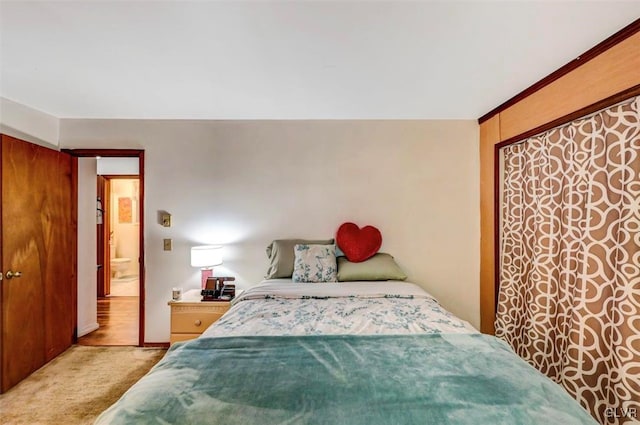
xmin=292 ymin=244 xmax=337 ymax=283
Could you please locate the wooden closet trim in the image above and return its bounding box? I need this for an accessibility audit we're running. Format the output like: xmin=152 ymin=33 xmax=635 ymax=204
xmin=496 ymin=84 xmax=640 ymax=149
xmin=479 ymin=116 xmax=500 ymax=334
xmin=477 ymin=22 xmax=640 ymax=335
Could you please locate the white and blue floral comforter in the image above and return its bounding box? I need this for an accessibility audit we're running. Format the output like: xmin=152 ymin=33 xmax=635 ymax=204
xmin=201 ymin=280 xmax=477 ymax=338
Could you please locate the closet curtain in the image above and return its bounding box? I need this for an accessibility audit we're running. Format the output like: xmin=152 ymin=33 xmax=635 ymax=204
xmin=496 ymin=96 xmax=640 ymax=424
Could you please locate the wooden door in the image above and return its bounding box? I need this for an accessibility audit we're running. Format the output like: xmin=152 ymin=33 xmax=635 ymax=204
xmin=0 ymin=135 xmax=76 ymax=393
xmin=97 ymin=176 xmax=110 ymax=297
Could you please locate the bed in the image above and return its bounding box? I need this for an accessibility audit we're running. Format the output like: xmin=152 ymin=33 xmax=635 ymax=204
xmin=94 ymin=279 xmax=597 ymax=425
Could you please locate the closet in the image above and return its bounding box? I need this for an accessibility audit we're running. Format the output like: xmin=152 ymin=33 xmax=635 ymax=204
xmin=478 ymin=19 xmax=640 ymax=424
xmin=0 ymin=134 xmax=76 ymax=393
xmin=479 ymin=24 xmax=640 ymax=335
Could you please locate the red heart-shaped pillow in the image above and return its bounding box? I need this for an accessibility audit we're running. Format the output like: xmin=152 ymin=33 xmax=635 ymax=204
xmin=336 ymin=222 xmax=382 ymax=263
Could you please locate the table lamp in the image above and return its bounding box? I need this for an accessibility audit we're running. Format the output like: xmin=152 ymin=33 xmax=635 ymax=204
xmin=190 ymin=245 xmax=223 ymax=289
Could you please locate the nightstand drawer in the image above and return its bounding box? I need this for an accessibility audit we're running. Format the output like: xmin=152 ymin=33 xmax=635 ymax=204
xmin=170 ymin=304 xmax=230 ymax=333
xmin=171 ymin=312 xmax=220 ymax=333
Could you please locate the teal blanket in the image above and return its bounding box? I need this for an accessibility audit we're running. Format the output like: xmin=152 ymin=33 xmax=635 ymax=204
xmin=95 ymin=334 xmax=596 ymax=424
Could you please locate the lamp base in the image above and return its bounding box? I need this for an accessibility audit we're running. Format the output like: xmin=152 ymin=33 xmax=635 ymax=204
xmin=201 ymin=268 xmax=213 ymax=289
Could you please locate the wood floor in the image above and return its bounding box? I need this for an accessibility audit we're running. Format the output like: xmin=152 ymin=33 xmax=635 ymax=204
xmin=77 ymin=296 xmax=139 ymax=346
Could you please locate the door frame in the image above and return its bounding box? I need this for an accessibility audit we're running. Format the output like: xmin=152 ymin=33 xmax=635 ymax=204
xmin=96 ymin=175 xmax=109 ymax=297
xmin=62 ymin=149 xmax=145 ymax=346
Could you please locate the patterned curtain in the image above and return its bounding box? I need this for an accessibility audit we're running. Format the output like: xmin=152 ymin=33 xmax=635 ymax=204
xmin=496 ymin=96 xmax=640 ymax=424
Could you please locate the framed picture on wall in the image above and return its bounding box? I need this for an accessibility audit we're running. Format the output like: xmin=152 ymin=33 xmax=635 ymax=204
xmin=118 ymin=197 xmax=132 ymax=223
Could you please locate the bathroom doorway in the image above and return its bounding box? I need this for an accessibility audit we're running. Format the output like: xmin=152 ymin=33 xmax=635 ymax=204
xmin=65 ymin=149 xmax=145 ymax=347
xmin=101 ymin=176 xmax=140 ymax=298
xmin=86 ymin=174 xmax=140 ymax=346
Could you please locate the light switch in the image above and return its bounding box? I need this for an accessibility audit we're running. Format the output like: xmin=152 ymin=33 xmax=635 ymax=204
xmin=163 ymin=239 xmax=172 ymax=251
xmin=161 ymin=213 xmax=171 ymax=227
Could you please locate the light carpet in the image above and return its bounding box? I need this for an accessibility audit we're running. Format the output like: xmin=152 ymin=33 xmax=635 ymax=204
xmin=0 ymin=345 xmax=166 ymax=425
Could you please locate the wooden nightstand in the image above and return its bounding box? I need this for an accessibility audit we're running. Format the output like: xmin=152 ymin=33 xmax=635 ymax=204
xmin=168 ymin=289 xmax=231 ymax=345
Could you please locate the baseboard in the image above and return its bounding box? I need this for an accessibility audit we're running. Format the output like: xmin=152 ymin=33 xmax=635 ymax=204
xmin=143 ymin=342 xmax=170 ymax=348
xmin=77 ymin=322 xmax=99 ymax=337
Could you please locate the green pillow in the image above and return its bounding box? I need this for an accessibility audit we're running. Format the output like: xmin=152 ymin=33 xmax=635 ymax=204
xmin=337 ymin=253 xmax=407 ymax=281
xmin=265 ymin=239 xmax=334 ymax=279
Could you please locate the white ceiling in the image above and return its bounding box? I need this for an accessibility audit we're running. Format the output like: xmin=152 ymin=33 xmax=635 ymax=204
xmin=1 ymin=1 xmax=638 ymax=120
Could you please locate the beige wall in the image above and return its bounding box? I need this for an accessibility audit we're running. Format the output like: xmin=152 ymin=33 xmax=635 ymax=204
xmin=60 ymin=119 xmax=479 ymax=342
xmin=77 ymin=158 xmax=99 ymax=337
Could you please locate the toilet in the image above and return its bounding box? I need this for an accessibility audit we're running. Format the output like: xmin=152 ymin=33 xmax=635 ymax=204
xmin=110 ymin=243 xmax=131 ymax=279
xmin=110 ymin=258 xmax=131 ymax=279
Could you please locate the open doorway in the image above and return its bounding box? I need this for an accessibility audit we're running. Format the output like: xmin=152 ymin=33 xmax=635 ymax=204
xmin=63 ymin=149 xmax=145 ymax=346
xmin=79 ymin=175 xmax=141 ymax=346
xmin=99 ymin=176 xmax=140 ymax=298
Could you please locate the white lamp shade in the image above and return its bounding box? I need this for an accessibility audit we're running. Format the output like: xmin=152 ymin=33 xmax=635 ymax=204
xmin=190 ymin=245 xmax=223 ymax=268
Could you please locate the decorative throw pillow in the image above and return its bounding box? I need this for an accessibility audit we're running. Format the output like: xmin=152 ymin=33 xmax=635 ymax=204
xmin=337 ymin=253 xmax=407 ymax=281
xmin=292 ymin=244 xmax=337 ymax=283
xmin=265 ymin=239 xmax=334 ymax=279
xmin=336 ymin=222 xmax=382 ymax=263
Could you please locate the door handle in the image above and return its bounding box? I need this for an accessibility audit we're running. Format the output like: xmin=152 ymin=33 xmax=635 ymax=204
xmin=5 ymin=270 xmax=22 ymax=279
